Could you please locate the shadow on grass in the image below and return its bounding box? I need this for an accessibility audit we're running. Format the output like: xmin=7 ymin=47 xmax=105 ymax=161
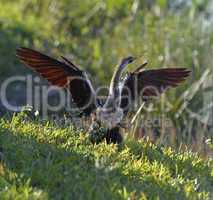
xmin=0 ymin=124 xmax=193 ymax=200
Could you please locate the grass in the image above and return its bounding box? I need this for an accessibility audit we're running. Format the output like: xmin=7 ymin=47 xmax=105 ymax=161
xmin=0 ymin=112 xmax=212 ymax=200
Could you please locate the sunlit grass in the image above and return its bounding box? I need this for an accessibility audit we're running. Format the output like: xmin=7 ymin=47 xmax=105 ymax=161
xmin=0 ymin=113 xmax=212 ymax=199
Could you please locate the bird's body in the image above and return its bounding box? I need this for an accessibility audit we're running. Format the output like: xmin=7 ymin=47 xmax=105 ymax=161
xmin=16 ymin=47 xmax=191 ymax=143
xmin=96 ymin=57 xmax=136 ymax=129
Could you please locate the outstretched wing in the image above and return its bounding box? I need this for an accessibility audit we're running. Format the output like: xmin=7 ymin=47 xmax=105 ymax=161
xmin=120 ymin=67 xmax=191 ymax=114
xmin=16 ymin=47 xmax=97 ymax=116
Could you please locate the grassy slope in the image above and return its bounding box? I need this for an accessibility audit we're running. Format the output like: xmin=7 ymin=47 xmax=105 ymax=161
xmin=0 ymin=113 xmax=212 ymax=200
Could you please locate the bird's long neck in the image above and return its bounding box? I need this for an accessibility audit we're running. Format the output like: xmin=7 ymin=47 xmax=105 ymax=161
xmin=109 ymin=62 xmax=127 ymax=98
xmin=103 ymin=61 xmax=127 ymax=110
xmin=98 ymin=61 xmax=127 ymax=129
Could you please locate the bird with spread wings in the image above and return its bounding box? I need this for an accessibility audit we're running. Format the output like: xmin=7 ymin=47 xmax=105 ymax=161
xmin=16 ymin=47 xmax=190 ymax=143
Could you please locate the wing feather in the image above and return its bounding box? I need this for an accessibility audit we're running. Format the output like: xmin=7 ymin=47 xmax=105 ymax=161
xmin=121 ymin=67 xmax=191 ymax=114
xmin=16 ymin=47 xmax=97 ymax=115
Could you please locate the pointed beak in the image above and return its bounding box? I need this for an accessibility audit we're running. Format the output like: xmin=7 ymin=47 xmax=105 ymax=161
xmin=130 ymin=56 xmax=138 ymax=63
xmin=133 ymin=56 xmax=138 ymax=61
xmin=134 ymin=55 xmax=143 ymax=60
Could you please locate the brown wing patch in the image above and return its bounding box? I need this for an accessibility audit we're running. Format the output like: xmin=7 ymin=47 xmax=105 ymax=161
xmin=16 ymin=47 xmax=78 ymax=88
xmin=16 ymin=47 xmax=98 ymax=116
xmin=139 ymin=68 xmax=190 ymax=98
xmin=121 ymin=67 xmax=191 ymax=114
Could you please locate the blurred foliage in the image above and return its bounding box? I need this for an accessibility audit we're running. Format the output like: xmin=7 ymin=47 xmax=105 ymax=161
xmin=1 ymin=0 xmax=212 ymax=82
xmin=0 ymin=0 xmax=213 ymax=149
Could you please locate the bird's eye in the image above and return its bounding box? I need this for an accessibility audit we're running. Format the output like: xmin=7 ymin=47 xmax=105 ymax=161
xmin=129 ymin=58 xmax=133 ymax=63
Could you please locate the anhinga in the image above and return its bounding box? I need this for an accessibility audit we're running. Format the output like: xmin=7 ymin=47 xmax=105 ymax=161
xmin=16 ymin=47 xmax=190 ymax=143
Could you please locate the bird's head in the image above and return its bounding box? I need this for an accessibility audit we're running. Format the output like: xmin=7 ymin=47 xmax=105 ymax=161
xmin=120 ymin=56 xmax=137 ymax=66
